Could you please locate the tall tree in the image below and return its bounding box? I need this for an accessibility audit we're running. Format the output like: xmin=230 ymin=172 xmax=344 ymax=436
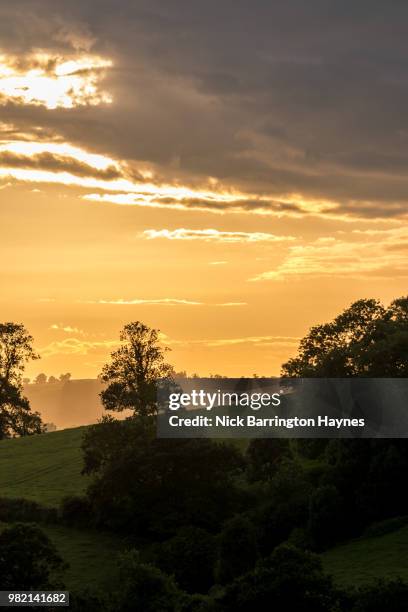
xmin=282 ymin=297 xmax=408 ymax=377
xmin=0 ymin=323 xmax=43 ymax=438
xmin=100 ymin=321 xmax=174 ymax=416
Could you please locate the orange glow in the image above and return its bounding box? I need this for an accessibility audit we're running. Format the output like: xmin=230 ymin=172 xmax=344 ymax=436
xmin=0 ymin=53 xmax=112 ymax=109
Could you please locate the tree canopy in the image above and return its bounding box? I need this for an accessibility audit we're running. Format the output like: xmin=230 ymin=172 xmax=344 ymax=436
xmin=282 ymin=297 xmax=408 ymax=377
xmin=100 ymin=322 xmax=174 ymax=416
xmin=0 ymin=523 xmax=65 ymax=590
xmin=0 ymin=322 xmax=43 ymax=438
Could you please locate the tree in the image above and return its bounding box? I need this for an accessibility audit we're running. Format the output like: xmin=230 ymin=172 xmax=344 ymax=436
xmin=153 ymin=527 xmax=216 ymax=593
xmin=246 ymin=438 xmax=291 ymax=482
xmin=282 ymin=297 xmax=408 ymax=377
xmin=0 ymin=523 xmax=65 ymax=589
xmin=59 ymin=372 xmax=71 ymax=383
xmin=307 ymin=485 xmax=346 ymax=549
xmin=179 ymin=594 xmax=222 ymax=612
xmin=0 ymin=323 xmax=43 ymax=438
xmin=35 ymin=373 xmax=47 ymax=384
xmin=82 ymin=416 xmax=244 ymax=537
xmin=220 ymin=544 xmax=337 ymax=612
xmin=100 ymin=322 xmax=174 ymax=416
xmin=113 ymin=551 xmax=182 ymax=612
xmin=255 ymin=460 xmax=311 ymax=555
xmin=218 ymin=515 xmax=258 ymax=584
xmin=280 ymin=296 xmax=408 ymax=531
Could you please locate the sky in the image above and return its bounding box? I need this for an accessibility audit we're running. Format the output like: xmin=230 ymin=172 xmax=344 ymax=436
xmin=0 ymin=0 xmax=407 ymax=379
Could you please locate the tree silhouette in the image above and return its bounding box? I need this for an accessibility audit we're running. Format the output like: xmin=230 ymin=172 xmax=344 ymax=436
xmin=100 ymin=321 xmax=174 ymax=416
xmin=34 ymin=373 xmax=47 ymax=385
xmin=0 ymin=523 xmax=65 ymax=589
xmin=282 ymin=297 xmax=408 ymax=377
xmin=0 ymin=323 xmax=43 ymax=438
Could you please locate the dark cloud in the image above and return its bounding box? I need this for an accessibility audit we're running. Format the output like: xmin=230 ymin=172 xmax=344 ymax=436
xmin=152 ymin=196 xmax=305 ymax=215
xmin=0 ymin=151 xmax=121 ymax=180
xmin=1 ymin=1 xmax=408 ymax=217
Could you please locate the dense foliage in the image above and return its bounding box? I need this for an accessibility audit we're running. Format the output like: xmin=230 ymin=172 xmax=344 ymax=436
xmin=74 ymin=300 xmax=408 ymax=609
xmin=0 ymin=523 xmax=65 ymax=589
xmin=0 ymin=323 xmax=43 ymax=438
xmin=282 ymin=297 xmax=408 ymax=377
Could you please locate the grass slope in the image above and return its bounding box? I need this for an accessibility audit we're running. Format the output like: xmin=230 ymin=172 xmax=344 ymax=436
xmin=1 ymin=428 xmax=408 ymax=590
xmin=44 ymin=525 xmax=122 ymax=591
xmin=0 ymin=428 xmax=123 ymax=592
xmin=0 ymin=427 xmax=88 ymax=506
xmin=322 ymin=525 xmax=408 ymax=586
xmin=0 ymin=521 xmax=122 ymax=592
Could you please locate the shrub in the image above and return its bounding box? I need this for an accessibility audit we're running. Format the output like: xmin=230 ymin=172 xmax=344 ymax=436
xmin=60 ymin=495 xmax=92 ymax=527
xmin=112 ymin=550 xmax=182 ymax=612
xmin=153 ymin=527 xmax=216 ymax=594
xmin=0 ymin=497 xmax=58 ymax=524
xmin=217 ymin=515 xmax=258 ymax=584
xmin=0 ymin=523 xmax=66 ymax=589
xmin=351 ymin=578 xmax=408 ymax=612
xmin=221 ymin=544 xmax=337 ymax=612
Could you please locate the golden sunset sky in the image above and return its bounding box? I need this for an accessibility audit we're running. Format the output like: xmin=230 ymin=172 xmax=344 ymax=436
xmin=0 ymin=2 xmax=407 ymax=379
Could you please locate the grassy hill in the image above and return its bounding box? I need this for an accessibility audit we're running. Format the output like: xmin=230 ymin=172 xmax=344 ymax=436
xmin=0 ymin=521 xmax=122 ymax=591
xmin=322 ymin=523 xmax=408 ymax=587
xmin=1 ymin=428 xmax=407 ymax=592
xmin=0 ymin=427 xmax=88 ymax=506
xmin=0 ymin=427 xmax=123 ymax=592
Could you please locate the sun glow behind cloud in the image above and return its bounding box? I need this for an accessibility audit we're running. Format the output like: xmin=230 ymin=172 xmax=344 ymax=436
xmin=0 ymin=133 xmax=403 ymax=224
xmin=0 ymin=136 xmax=283 ymax=214
xmin=0 ymin=53 xmax=112 ymax=109
xmin=0 ymin=141 xmax=120 ymax=171
xmin=143 ymin=228 xmax=295 ymax=243
xmin=0 ymin=126 xmax=354 ymax=219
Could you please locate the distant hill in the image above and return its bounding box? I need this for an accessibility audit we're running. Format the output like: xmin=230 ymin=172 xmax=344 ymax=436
xmin=25 ymin=379 xmax=108 ymax=429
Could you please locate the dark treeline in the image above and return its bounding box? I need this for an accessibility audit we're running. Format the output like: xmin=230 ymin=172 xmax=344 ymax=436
xmin=0 ymin=297 xmax=407 ymax=610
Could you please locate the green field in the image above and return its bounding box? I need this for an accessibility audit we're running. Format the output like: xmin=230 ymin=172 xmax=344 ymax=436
xmin=0 ymin=521 xmax=122 ymax=591
xmin=322 ymin=525 xmax=408 ymax=587
xmin=0 ymin=427 xmax=88 ymax=506
xmin=0 ymin=427 xmax=124 ymax=592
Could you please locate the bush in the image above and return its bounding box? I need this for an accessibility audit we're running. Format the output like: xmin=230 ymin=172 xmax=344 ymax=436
xmin=179 ymin=593 xmax=223 ymax=612
xmin=217 ymin=515 xmax=258 ymax=584
xmin=255 ymin=460 xmax=310 ymax=554
xmin=83 ymin=417 xmax=245 ymax=537
xmin=221 ymin=544 xmax=337 ymax=612
xmin=246 ymin=439 xmax=291 ymax=482
xmin=60 ymin=495 xmax=92 ymax=527
xmin=308 ymin=485 xmax=346 ymax=549
xmin=294 ymin=439 xmax=329 ymax=460
xmin=351 ymin=578 xmax=408 ymax=612
xmin=0 ymin=497 xmax=58 ymax=524
xmin=112 ymin=550 xmax=182 ymax=612
xmin=68 ymin=590 xmax=109 ymax=612
xmin=363 ymin=516 xmax=408 ymax=538
xmin=0 ymin=523 xmax=66 ymax=589
xmin=153 ymin=527 xmax=216 ymax=594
